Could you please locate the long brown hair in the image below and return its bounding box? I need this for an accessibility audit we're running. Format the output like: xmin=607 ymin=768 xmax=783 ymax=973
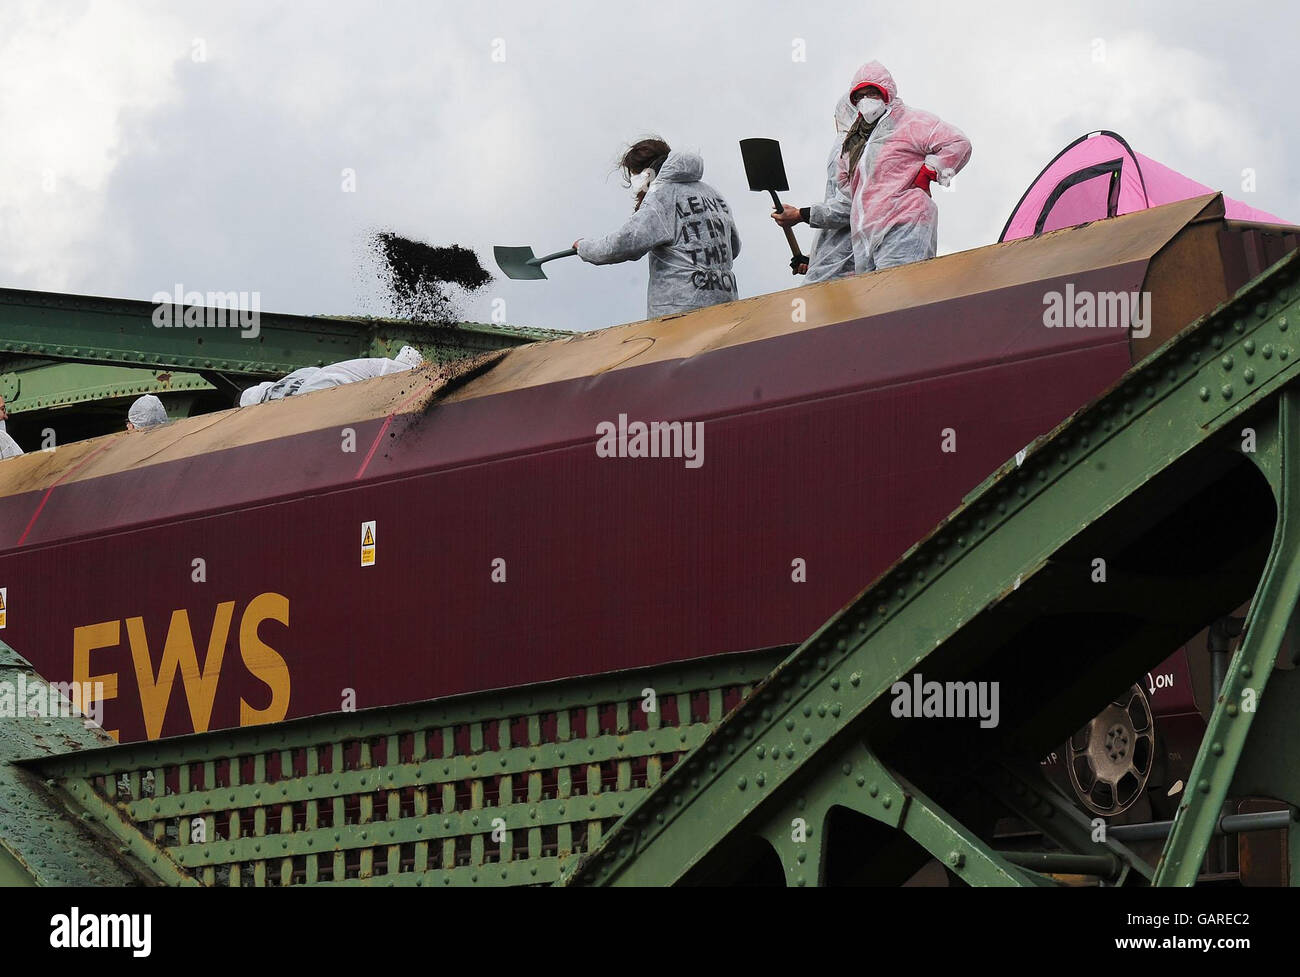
xmin=620 ymin=137 xmax=670 ymax=211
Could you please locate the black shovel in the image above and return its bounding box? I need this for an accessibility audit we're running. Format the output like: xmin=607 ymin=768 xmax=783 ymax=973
xmin=739 ymin=138 xmax=805 ymax=266
xmin=493 ymin=246 xmax=578 ymax=281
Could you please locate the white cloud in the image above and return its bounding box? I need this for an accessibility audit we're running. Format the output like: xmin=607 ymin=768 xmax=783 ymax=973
xmin=0 ymin=0 xmax=185 ymax=288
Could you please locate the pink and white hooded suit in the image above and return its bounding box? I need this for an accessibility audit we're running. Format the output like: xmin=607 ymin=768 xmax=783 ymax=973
xmin=835 ymin=61 xmax=971 ymax=273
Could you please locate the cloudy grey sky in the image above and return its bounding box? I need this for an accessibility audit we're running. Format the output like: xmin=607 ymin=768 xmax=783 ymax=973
xmin=1 ymin=0 xmax=1295 ymax=334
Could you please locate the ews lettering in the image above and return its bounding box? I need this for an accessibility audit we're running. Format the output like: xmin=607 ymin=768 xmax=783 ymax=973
xmin=72 ymin=592 xmax=291 ymax=741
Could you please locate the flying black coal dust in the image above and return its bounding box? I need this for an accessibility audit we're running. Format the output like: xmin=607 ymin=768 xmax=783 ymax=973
xmin=369 ymin=232 xmax=492 ymax=324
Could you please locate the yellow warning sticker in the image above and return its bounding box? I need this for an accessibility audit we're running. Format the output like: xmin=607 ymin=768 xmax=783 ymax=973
xmin=361 ymin=521 xmax=376 ymax=567
xmin=0 ymin=587 xmax=7 ymax=629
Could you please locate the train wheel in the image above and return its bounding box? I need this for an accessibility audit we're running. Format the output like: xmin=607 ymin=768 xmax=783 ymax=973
xmin=1066 ymin=684 xmax=1155 ymax=818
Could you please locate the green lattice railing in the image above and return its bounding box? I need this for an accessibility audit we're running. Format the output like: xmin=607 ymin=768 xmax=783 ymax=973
xmin=28 ymin=649 xmax=785 ymax=886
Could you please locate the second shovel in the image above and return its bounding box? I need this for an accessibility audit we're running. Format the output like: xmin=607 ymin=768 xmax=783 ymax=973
xmin=739 ymin=137 xmax=804 ymax=264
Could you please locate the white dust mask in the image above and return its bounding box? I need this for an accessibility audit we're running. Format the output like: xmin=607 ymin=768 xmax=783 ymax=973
xmin=856 ymin=96 xmax=886 ymax=123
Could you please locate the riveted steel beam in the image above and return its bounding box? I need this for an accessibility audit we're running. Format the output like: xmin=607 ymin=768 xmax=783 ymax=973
xmin=0 ymin=361 xmax=214 ymax=413
xmin=0 ymin=285 xmax=568 ymax=402
xmin=566 ymin=249 xmax=1300 ymax=886
xmin=990 ymin=762 xmax=1152 ymax=884
xmin=0 ymin=641 xmax=161 ymax=885
xmin=754 ymin=740 xmax=1053 ymax=887
xmin=1155 ymin=400 xmax=1300 ymax=884
xmin=61 ymin=778 xmax=201 ymax=886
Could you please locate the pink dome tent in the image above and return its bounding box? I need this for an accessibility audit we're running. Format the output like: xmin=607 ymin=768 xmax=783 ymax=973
xmin=999 ymin=130 xmax=1289 ymax=242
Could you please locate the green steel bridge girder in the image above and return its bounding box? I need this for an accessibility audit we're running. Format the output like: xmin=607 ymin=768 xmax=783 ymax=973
xmin=0 ymin=644 xmax=171 ymax=886
xmin=564 ymin=248 xmax=1300 ymax=887
xmin=1154 ymin=393 xmax=1300 ymax=884
xmin=0 ymin=361 xmax=215 ymax=414
xmin=754 ymin=740 xmax=1056 ymax=887
xmin=0 ymin=285 xmax=569 ymax=412
xmin=23 ymin=648 xmax=788 ymax=887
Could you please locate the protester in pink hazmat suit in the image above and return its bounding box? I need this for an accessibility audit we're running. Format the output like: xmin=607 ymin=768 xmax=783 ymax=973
xmin=772 ymin=94 xmax=859 ymax=281
xmin=832 ymin=61 xmax=971 ymax=273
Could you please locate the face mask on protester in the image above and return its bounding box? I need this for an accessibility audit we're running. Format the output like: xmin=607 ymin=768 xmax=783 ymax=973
xmin=630 ymin=169 xmax=655 ymax=197
xmin=856 ymin=95 xmax=886 ymax=123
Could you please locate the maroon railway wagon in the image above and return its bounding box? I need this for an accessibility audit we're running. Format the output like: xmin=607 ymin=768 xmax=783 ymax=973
xmin=0 ymin=194 xmax=1293 ymax=762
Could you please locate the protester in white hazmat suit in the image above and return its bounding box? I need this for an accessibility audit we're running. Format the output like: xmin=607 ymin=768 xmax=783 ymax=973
xmin=818 ymin=61 xmax=970 ymax=274
xmin=0 ymin=395 xmax=22 ymax=459
xmin=126 ymin=394 xmax=168 ymax=430
xmin=574 ymin=137 xmax=741 ymax=319
xmin=239 ymin=346 xmax=423 ymax=406
xmin=773 ymin=95 xmax=859 ymax=282
xmin=238 ymin=381 xmax=277 ymax=407
xmin=295 ymin=345 xmax=423 ymax=395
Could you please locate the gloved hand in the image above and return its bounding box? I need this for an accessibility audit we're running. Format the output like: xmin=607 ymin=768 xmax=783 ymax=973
xmin=912 ymin=165 xmax=937 ymax=195
xmin=790 ymin=254 xmax=809 ymax=275
xmin=772 ymin=205 xmax=805 ymax=228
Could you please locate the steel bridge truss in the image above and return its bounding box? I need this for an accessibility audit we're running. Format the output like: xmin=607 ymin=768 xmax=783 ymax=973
xmin=564 ymin=248 xmax=1300 ymax=886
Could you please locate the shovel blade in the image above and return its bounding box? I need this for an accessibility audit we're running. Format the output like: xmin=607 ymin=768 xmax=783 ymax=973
xmin=494 ymin=245 xmax=548 ymax=281
xmin=739 ymin=137 xmax=789 ymax=193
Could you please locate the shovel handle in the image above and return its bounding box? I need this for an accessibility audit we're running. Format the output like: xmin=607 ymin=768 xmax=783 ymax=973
xmin=528 ymin=248 xmax=579 ymax=267
xmin=767 ymin=190 xmax=802 ymax=258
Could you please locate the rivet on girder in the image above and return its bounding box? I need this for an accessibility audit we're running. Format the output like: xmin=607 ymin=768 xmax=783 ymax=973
xmin=1222 ymin=385 xmax=1233 ymax=400
xmin=1221 ymin=355 xmax=1234 ymax=371
xmin=1198 ymin=779 xmax=1211 ymax=794
xmin=1198 ymin=387 xmax=1210 ymax=402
